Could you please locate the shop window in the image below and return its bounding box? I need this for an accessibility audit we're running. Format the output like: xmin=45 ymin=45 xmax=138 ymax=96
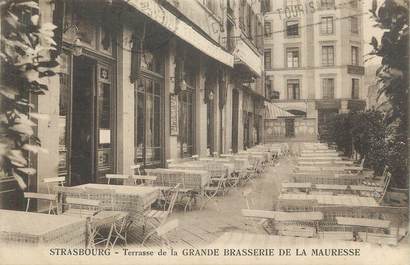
xmin=135 ymin=78 xmax=162 ymax=165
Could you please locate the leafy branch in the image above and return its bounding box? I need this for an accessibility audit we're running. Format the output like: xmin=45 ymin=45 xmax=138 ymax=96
xmin=0 ymin=1 xmax=60 ymax=189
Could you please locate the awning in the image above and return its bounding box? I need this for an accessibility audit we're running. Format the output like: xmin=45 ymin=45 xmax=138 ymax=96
xmin=126 ymin=0 xmax=234 ymax=68
xmin=264 ymin=102 xmax=295 ymax=119
xmin=233 ymin=39 xmax=263 ymax=76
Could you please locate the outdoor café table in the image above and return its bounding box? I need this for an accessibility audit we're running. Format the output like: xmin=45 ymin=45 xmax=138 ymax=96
xmin=290 ymin=173 xmax=364 ymax=185
xmin=0 ymin=209 xmax=86 ymax=247
xmin=145 ymin=168 xmax=210 ymax=192
xmin=168 ymin=161 xmax=234 ymax=177
xmin=298 ymin=156 xmax=342 ymax=161
xmin=301 ymin=152 xmax=338 ymax=156
xmin=239 ymin=151 xmax=270 ymax=161
xmin=60 ymin=184 xmax=160 ymax=224
xmin=279 ymin=193 xmax=379 ymax=207
xmin=302 ymin=149 xmax=337 ymax=153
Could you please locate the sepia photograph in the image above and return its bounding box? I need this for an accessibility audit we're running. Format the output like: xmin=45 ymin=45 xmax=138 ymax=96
xmin=0 ymin=0 xmax=408 ymax=264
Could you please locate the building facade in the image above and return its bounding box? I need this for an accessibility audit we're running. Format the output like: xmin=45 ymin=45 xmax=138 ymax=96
xmin=262 ymin=0 xmax=366 ymax=142
xmin=0 ymin=0 xmax=266 ymax=210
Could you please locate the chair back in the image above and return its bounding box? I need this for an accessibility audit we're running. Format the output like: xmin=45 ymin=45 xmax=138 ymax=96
xmin=43 ymin=177 xmax=65 ymax=194
xmin=141 ymin=219 xmax=179 ymax=247
xmin=130 ymin=165 xmax=142 ymax=175
xmin=378 ymin=170 xmax=392 ymax=203
xmin=166 ymin=183 xmax=181 ymax=214
xmin=360 ymin=156 xmax=366 ymax=168
xmin=131 ymin=175 xmax=157 ymax=186
xmin=106 ymin=174 xmax=129 ymax=184
xmin=166 ymin=159 xmax=174 ymax=168
xmin=24 ymin=192 xmax=58 ymax=213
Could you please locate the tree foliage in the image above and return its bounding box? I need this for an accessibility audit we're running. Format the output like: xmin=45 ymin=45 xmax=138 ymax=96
xmin=0 ymin=1 xmax=60 ymax=189
xmin=368 ymin=0 xmax=409 ymax=188
xmin=328 ymin=110 xmax=388 ymax=176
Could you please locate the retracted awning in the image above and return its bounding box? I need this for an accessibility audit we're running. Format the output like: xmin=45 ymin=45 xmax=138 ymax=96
xmin=126 ymin=0 xmax=234 ymax=68
xmin=233 ymin=39 xmax=263 ymax=76
xmin=264 ymin=102 xmax=295 ymax=119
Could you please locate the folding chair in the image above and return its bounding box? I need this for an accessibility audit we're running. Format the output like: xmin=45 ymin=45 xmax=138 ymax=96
xmin=24 ymin=192 xmax=58 ymax=214
xmin=84 ymin=187 xmax=130 ymax=247
xmin=130 ymin=164 xmax=142 ymax=175
xmin=63 ymin=197 xmax=118 ymax=249
xmin=145 ymin=183 xmax=181 ymax=231
xmin=43 ymin=177 xmax=65 ymax=194
xmin=142 ymin=219 xmax=179 ymax=248
xmin=166 ymin=159 xmax=175 ymax=168
xmin=106 ymin=174 xmax=130 ymax=185
xmin=200 ymin=172 xmax=226 ymax=211
xmin=131 ymin=175 xmax=157 ymax=186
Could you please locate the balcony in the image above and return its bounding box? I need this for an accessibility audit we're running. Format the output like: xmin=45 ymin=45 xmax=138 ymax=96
xmin=347 ymin=65 xmax=365 ymax=75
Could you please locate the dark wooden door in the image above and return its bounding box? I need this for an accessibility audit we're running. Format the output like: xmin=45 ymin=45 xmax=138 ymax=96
xmin=231 ymin=90 xmax=239 ymax=153
xmin=285 ymin=118 xmax=295 ymax=137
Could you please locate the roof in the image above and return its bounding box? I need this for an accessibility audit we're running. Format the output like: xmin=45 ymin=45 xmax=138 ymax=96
xmin=264 ymin=102 xmax=295 ymax=119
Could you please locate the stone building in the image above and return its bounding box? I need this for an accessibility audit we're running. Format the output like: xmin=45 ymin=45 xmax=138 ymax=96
xmin=262 ymin=0 xmax=366 ymax=142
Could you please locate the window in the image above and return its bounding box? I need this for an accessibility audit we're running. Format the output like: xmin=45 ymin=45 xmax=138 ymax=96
xmin=351 ymin=16 xmax=359 ymax=33
xmin=321 ymin=0 xmax=335 ymax=8
xmin=264 ymin=49 xmax=272 ymax=70
xmin=179 ymin=89 xmax=195 ymax=157
xmin=350 ymin=0 xmax=358 ymax=8
xmin=322 ymin=78 xmax=335 ymax=99
xmin=352 ymin=78 xmax=360 ymax=99
xmin=286 ymin=20 xmax=299 ymax=37
xmin=264 ymin=21 xmax=272 ymax=37
xmin=287 ymin=0 xmax=300 ymax=6
xmin=287 ymin=79 xmax=300 ymax=99
xmin=286 ymin=48 xmax=300 ymax=68
xmin=247 ymin=5 xmax=253 ymax=38
xmin=351 ymin=46 xmax=359 ymax=65
xmin=262 ymin=0 xmax=271 ymax=12
xmin=135 ymin=78 xmax=162 ymax=165
xmin=178 ymin=51 xmax=196 ymax=158
xmin=265 ymin=79 xmax=272 ymax=98
xmin=322 ymin=45 xmax=334 ymax=66
xmin=320 ymin=17 xmax=334 ymax=34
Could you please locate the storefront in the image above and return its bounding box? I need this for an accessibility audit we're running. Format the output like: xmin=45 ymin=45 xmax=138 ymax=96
xmin=58 ymin=1 xmax=119 ymax=185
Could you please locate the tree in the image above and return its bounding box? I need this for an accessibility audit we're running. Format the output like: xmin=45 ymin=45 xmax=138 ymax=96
xmin=369 ymin=0 xmax=409 ymax=187
xmin=0 ymin=1 xmax=60 ymax=189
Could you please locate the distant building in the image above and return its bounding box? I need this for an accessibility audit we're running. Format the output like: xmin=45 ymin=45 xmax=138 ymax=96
xmin=262 ymin=0 xmax=366 ymax=142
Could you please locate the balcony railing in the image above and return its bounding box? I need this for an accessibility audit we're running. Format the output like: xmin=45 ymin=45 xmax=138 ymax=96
xmin=347 ymin=65 xmax=365 ymax=75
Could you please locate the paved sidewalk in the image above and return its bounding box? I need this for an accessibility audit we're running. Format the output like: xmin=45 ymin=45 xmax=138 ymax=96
xmin=128 ymin=157 xmax=294 ymax=247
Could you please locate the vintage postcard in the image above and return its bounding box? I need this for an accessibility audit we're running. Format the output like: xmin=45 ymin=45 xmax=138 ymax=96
xmin=0 ymin=0 xmax=408 ymax=264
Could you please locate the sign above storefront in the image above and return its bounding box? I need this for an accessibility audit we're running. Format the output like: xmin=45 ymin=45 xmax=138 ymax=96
xmin=126 ymin=0 xmax=234 ymax=67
